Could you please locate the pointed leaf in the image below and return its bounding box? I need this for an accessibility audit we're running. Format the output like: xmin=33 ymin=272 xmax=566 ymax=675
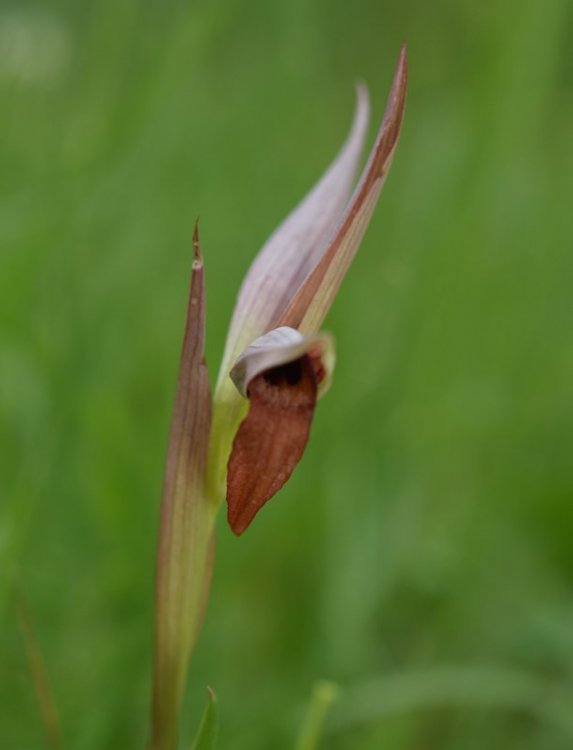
xmin=217 ymin=85 xmax=369 ymax=390
xmin=279 ymin=44 xmax=408 ymax=334
xmin=151 ymin=224 xmax=214 ymax=750
xmin=190 ymin=687 xmax=218 ymax=750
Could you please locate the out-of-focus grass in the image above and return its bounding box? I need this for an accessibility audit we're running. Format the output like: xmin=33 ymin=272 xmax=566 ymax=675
xmin=1 ymin=0 xmax=572 ymax=748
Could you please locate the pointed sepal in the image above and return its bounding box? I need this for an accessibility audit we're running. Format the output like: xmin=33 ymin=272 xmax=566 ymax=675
xmin=280 ymin=44 xmax=408 ymax=334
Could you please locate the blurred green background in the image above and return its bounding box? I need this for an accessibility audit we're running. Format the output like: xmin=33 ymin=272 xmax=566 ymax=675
xmin=1 ymin=0 xmax=572 ymax=748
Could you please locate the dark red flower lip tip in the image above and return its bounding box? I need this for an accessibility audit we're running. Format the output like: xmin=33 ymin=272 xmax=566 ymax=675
xmin=226 ymin=353 xmax=319 ymax=535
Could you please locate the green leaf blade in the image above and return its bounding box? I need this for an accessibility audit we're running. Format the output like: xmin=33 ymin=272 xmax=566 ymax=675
xmin=294 ymin=681 xmax=339 ymax=750
xmin=191 ymin=688 xmax=218 ymax=750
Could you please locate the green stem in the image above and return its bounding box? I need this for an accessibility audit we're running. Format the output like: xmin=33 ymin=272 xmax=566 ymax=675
xmin=150 ymin=505 xmax=216 ymax=750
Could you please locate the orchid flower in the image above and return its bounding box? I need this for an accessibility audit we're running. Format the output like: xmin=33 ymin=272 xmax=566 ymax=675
xmin=215 ymin=44 xmax=408 ymax=534
xmin=150 ymin=45 xmax=408 ymax=750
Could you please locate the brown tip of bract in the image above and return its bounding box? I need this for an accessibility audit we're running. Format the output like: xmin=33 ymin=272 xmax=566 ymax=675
xmin=226 ymin=355 xmax=318 ymax=535
xmin=192 ymin=218 xmax=202 ymax=265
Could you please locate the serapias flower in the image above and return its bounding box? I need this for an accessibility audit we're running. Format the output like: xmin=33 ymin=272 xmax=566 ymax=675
xmin=151 ymin=46 xmax=407 ymax=750
xmin=214 ymin=44 xmax=408 ymax=534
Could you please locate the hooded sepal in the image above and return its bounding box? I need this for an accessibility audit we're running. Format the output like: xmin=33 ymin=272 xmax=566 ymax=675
xmin=216 ymin=86 xmax=369 ymax=393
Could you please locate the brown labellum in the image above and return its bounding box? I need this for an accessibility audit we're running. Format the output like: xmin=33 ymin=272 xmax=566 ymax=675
xmin=226 ymin=355 xmax=318 ymax=535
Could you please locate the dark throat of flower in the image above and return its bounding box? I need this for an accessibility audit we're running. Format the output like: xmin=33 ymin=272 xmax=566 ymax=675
xmin=226 ymin=355 xmax=318 ymax=535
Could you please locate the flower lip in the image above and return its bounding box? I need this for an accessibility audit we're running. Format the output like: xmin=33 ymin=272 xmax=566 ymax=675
xmin=227 ymin=350 xmax=319 ymax=535
xmin=226 ymin=326 xmax=336 ymax=535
